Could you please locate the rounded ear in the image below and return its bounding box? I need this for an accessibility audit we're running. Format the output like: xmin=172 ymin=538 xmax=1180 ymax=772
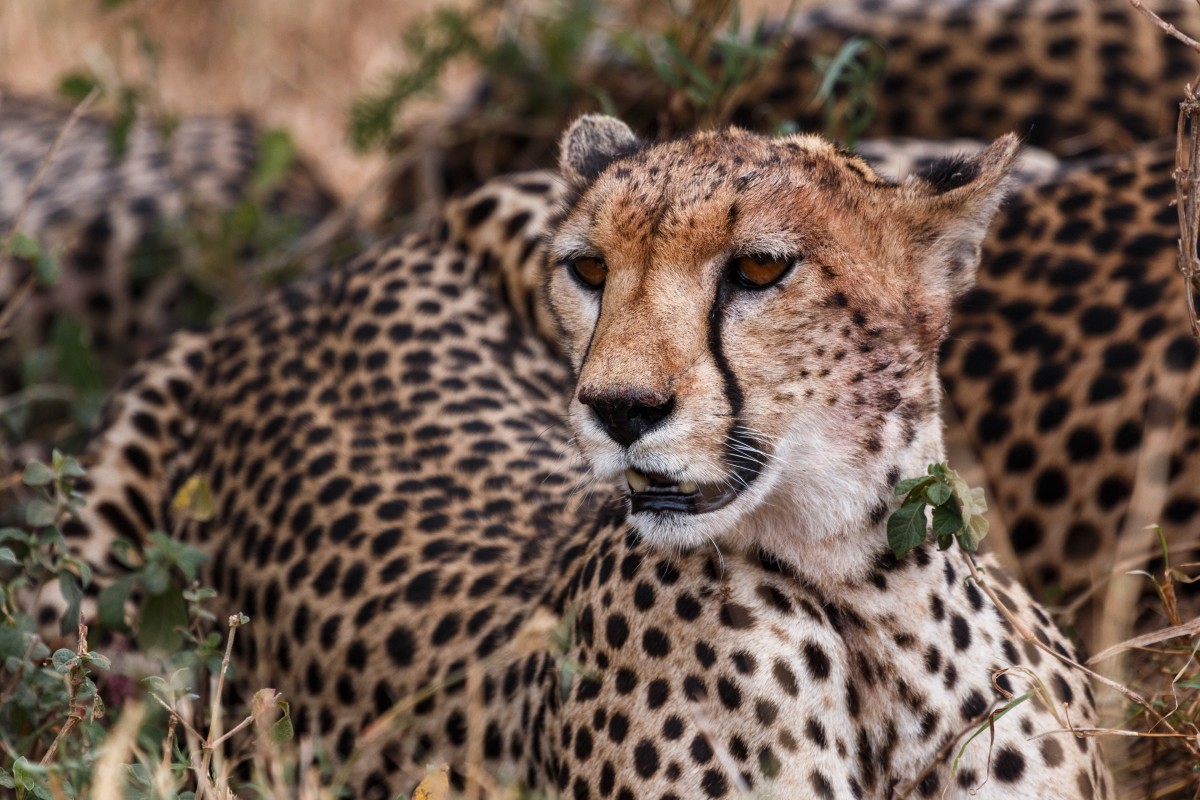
xmin=559 ymin=115 xmax=643 ymax=189
xmin=902 ymin=133 xmax=1021 ymax=298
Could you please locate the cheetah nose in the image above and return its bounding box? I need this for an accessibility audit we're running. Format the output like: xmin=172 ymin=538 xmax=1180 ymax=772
xmin=578 ymin=387 xmax=676 ymax=447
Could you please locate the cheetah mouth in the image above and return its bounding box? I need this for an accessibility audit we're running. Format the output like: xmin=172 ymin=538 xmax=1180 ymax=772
xmin=624 ymin=468 xmax=741 ymax=515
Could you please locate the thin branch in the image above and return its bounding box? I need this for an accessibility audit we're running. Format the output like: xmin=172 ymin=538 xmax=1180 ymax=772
xmin=1089 ymin=615 xmax=1200 ymax=664
xmin=1127 ymin=0 xmax=1200 ymax=52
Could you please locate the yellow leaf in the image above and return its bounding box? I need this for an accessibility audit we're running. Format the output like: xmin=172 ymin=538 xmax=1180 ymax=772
xmin=413 ymin=764 xmax=450 ymax=800
xmin=171 ymin=475 xmax=214 ymax=522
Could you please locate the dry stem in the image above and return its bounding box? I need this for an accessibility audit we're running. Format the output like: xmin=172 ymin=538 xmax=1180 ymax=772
xmin=39 ymin=616 xmax=90 ymax=768
xmin=963 ymin=554 xmax=1199 ymax=760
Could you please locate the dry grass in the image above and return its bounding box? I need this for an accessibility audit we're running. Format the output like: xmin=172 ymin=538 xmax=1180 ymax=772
xmin=0 ymin=0 xmax=471 ymax=205
xmin=0 ymin=0 xmax=805 ymax=215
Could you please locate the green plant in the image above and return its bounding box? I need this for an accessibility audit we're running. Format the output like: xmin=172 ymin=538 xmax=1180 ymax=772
xmin=0 ymin=452 xmax=108 ymax=797
xmin=350 ymin=0 xmax=603 ymax=152
xmin=349 ymin=0 xmax=797 ymax=152
xmin=809 ymin=36 xmax=886 ymax=147
xmin=888 ymin=462 xmax=990 ymax=560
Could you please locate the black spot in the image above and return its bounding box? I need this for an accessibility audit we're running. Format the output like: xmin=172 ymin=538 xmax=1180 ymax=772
xmin=994 ymin=746 xmax=1025 ymax=783
xmin=802 ymin=641 xmax=831 ymax=680
xmin=642 ymin=628 xmax=670 ymax=658
xmin=1166 ymin=334 xmax=1200 ymax=372
xmin=1004 ymin=441 xmax=1036 ymax=472
xmin=633 ymin=740 xmax=659 ymax=777
xmin=464 ymin=196 xmax=498 ymax=228
xmin=960 ymin=689 xmax=987 ymax=720
xmin=1065 ymin=428 xmax=1101 ymax=461
xmin=1034 ymin=468 xmax=1068 ymax=504
xmin=385 ymin=626 xmax=415 ymax=666
xmin=1078 ymin=305 xmax=1120 ymax=335
xmin=950 ymin=614 xmax=971 ymax=651
xmin=962 ymin=340 xmax=1000 ymax=377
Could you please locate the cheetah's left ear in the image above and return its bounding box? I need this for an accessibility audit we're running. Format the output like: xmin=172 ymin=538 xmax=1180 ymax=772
xmin=559 ymin=115 xmax=644 ymax=190
xmin=902 ymin=133 xmax=1021 ymax=299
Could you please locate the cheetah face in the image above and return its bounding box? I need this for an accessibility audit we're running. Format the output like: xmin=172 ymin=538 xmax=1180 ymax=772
xmin=547 ymin=117 xmax=1017 ymax=574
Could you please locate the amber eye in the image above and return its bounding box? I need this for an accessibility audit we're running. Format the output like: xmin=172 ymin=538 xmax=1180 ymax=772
xmin=729 ymin=254 xmax=795 ymax=289
xmin=570 ymin=256 xmax=608 ymax=289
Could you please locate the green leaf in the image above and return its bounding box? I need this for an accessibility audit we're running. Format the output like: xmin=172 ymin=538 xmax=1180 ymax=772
xmin=0 ymin=624 xmax=33 ymax=661
xmin=51 ymin=648 xmax=78 ymax=673
xmin=83 ymin=651 xmax=111 ymax=671
xmin=34 ymin=249 xmax=60 ymax=287
xmin=0 ymin=766 xmax=12 ymax=788
xmin=0 ymin=527 xmax=31 ymax=544
xmin=12 ymin=757 xmax=49 ymax=792
xmin=958 ymin=512 xmax=990 ymax=553
xmin=98 ymin=576 xmax=138 ymax=631
xmin=925 ymin=481 xmax=952 ymax=507
xmin=51 ymin=316 xmax=106 ymax=398
xmin=61 ymin=555 xmax=93 ymax=588
xmin=182 ymin=586 xmax=217 ymax=603
xmin=25 ymin=498 xmax=58 ymax=527
xmin=22 ymin=461 xmax=55 ymax=487
xmin=140 ymin=561 xmax=172 ymax=596
xmin=148 ymin=531 xmax=210 ymax=580
xmin=270 ymin=705 xmax=294 ymax=744
xmin=8 ymin=232 xmax=40 ymax=260
xmin=0 ymin=547 xmax=18 ymax=567
xmin=59 ymin=571 xmax=83 ymax=635
xmin=893 ymin=476 xmax=933 ymax=496
xmin=138 ymin=588 xmax=188 ymax=652
xmin=886 ymin=498 xmax=927 ymax=560
xmin=931 ymin=503 xmax=963 ymax=541
xmin=59 ymin=455 xmax=87 ymax=479
xmin=143 ymin=675 xmax=171 ymax=697
xmin=58 ymin=72 xmax=98 ymax=102
xmin=251 ymin=130 xmax=296 ymax=197
xmin=39 ymin=525 xmax=66 ymax=550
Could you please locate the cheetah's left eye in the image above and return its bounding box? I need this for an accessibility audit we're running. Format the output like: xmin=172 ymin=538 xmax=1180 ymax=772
xmin=569 ymin=256 xmax=608 ymax=289
xmin=728 ymin=254 xmax=797 ymax=289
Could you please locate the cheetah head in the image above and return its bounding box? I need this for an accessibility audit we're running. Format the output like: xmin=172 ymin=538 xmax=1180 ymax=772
xmin=547 ymin=116 xmax=1017 ymax=582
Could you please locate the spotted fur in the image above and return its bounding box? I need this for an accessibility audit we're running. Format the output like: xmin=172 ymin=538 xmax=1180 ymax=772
xmin=0 ymin=92 xmax=334 ymax=394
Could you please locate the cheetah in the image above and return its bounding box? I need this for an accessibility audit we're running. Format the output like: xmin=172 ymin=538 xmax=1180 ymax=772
xmin=0 ymin=92 xmax=334 ymax=402
xmin=71 ymin=116 xmax=1111 ymax=798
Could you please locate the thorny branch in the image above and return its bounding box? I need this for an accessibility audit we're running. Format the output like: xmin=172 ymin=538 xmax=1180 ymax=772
xmin=1127 ymin=0 xmax=1200 ymax=336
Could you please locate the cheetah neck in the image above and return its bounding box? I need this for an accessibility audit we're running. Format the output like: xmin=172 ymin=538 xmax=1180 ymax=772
xmin=746 ymin=372 xmax=948 ymax=594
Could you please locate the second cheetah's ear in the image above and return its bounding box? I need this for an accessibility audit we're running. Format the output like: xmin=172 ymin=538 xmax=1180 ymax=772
xmin=559 ymin=115 xmax=643 ymax=189
xmin=902 ymin=133 xmax=1021 ymax=299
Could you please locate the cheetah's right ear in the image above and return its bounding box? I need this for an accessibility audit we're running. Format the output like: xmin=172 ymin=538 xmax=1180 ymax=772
xmin=901 ymin=133 xmax=1021 ymax=299
xmin=559 ymin=115 xmax=643 ymax=189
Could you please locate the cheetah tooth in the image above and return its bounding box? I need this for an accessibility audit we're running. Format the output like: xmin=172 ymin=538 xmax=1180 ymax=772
xmin=677 ymin=480 xmax=698 ymax=494
xmin=625 ymin=468 xmax=648 ymax=492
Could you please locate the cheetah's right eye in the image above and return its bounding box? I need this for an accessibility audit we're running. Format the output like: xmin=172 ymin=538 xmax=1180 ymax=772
xmin=569 ymin=256 xmax=607 ymax=289
xmin=728 ymin=254 xmax=796 ymax=289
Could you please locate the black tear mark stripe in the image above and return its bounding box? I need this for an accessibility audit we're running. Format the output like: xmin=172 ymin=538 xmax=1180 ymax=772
xmin=707 ymin=284 xmax=765 ymax=490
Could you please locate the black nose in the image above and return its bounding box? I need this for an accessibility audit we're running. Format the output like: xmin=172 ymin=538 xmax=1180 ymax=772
xmin=581 ymin=390 xmax=676 ymax=446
